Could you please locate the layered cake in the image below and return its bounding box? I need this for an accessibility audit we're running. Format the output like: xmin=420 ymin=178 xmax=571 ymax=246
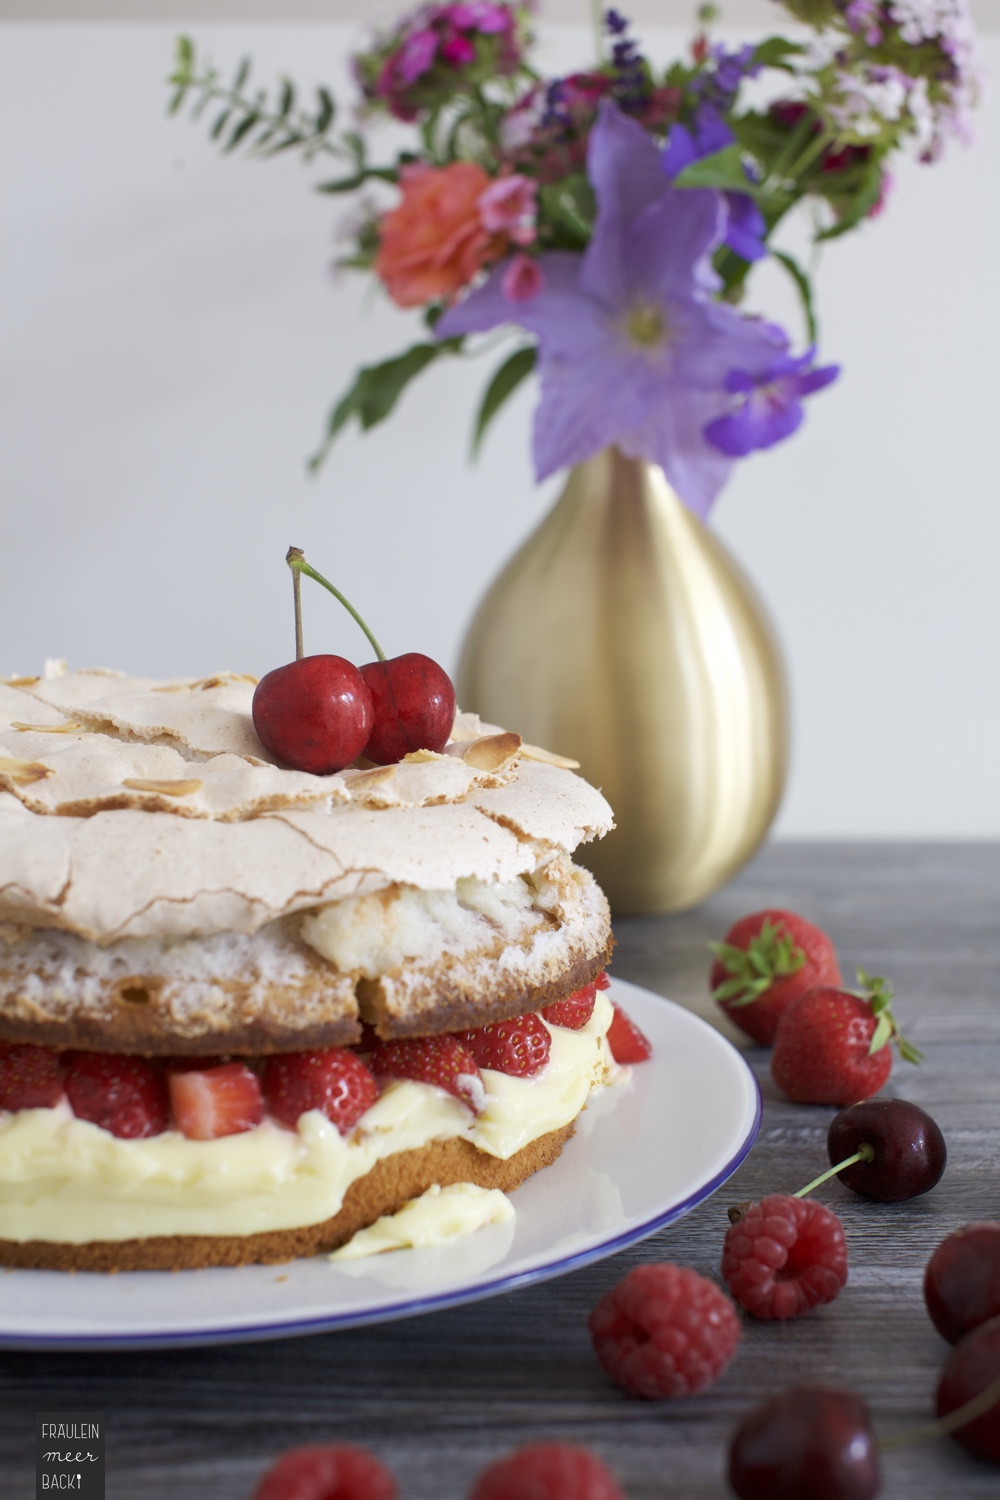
xmin=0 ymin=663 xmax=619 ymax=1270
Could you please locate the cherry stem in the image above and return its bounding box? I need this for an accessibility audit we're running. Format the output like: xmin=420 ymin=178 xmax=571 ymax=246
xmin=285 ymin=546 xmax=386 ymax=663
xmin=289 ymin=549 xmax=305 ymax=660
xmin=879 ymin=1368 xmax=1000 ymax=1450
xmin=793 ymin=1144 xmax=875 ymax=1199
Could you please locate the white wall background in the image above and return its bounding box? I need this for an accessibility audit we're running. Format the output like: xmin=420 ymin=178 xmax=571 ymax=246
xmin=1 ymin=11 xmax=998 ymax=838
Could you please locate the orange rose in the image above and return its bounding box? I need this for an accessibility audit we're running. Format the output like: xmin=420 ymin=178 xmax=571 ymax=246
xmin=375 ymin=161 xmax=503 ymax=308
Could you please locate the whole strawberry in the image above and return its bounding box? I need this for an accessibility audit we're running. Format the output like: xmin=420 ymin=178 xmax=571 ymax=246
xmin=771 ymin=970 xmax=922 ymax=1106
xmin=709 ymin=909 xmax=841 ymax=1045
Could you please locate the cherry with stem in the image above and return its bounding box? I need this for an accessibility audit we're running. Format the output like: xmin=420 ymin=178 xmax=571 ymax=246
xmin=286 ymin=545 xmax=456 ymax=766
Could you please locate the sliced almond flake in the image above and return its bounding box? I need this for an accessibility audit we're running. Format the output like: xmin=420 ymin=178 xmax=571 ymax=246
xmin=1 ymin=676 xmax=40 ymax=688
xmin=11 ymin=720 xmax=85 ymax=735
xmin=0 ymin=755 xmax=53 ymax=785
xmin=342 ymin=766 xmax=397 ymax=791
xmin=401 ymin=748 xmax=448 ymax=765
xmin=122 ymin=777 xmax=204 ymax=797
xmin=521 ymin=743 xmax=581 ymax=770
xmin=451 ymin=732 xmax=521 ymax=773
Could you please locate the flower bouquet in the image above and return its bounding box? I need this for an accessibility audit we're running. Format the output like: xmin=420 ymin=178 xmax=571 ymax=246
xmin=170 ymin=0 xmax=977 ymax=518
xmin=169 ymin=1 xmax=978 ymax=911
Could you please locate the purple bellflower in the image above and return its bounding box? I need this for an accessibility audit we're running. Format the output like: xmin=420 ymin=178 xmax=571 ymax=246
xmin=438 ymin=100 xmax=788 ymax=517
xmin=662 ymin=105 xmax=767 ymax=263
xmin=703 ymin=349 xmax=840 ymax=457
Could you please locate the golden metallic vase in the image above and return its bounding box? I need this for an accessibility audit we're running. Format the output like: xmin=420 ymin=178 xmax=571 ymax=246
xmin=457 ymin=448 xmax=788 ymax=913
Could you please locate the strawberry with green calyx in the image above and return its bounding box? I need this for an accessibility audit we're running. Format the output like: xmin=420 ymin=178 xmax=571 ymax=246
xmin=709 ymin=909 xmax=841 ymax=1045
xmin=771 ymin=969 xmax=923 ymax=1106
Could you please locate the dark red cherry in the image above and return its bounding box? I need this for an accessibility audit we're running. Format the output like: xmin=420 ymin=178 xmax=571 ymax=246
xmin=360 ymin=653 xmax=456 ymax=765
xmin=925 ymin=1223 xmax=1000 ymax=1343
xmin=936 ymin=1315 xmax=1000 ymax=1462
xmin=827 ymin=1097 xmax=946 ymax=1202
xmin=252 ymin=655 xmax=373 ymax=775
xmin=728 ymin=1385 xmax=880 ymax=1500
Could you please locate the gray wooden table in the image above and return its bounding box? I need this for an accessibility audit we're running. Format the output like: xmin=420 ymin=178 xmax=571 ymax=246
xmin=2 ymin=842 xmax=998 ymax=1499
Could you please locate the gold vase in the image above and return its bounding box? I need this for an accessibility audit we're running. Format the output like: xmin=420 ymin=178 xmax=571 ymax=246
xmin=456 ymin=448 xmax=788 ymax=913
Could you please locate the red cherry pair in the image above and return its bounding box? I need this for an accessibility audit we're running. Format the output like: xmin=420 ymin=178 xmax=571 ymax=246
xmin=251 ymin=548 xmax=455 ymax=775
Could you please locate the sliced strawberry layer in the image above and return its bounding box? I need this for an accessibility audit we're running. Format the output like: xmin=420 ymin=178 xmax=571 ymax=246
xmin=168 ymin=1062 xmax=265 ymax=1141
xmin=262 ymin=1048 xmax=379 ymax=1134
xmin=63 ymin=1052 xmax=170 ymax=1139
xmin=606 ymin=1002 xmax=653 ymax=1064
xmin=594 ymin=970 xmax=611 ymax=990
xmin=0 ymin=1042 xmax=63 ymax=1110
xmin=369 ymin=1034 xmax=485 ymax=1113
xmin=458 ymin=1014 xmax=551 ymax=1077
xmin=542 ymin=982 xmax=597 ymax=1031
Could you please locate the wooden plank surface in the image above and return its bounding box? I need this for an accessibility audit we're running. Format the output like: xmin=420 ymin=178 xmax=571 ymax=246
xmin=2 ymin=841 xmax=998 ymax=1498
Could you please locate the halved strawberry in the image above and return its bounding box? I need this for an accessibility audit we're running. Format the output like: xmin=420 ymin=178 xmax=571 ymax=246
xmin=262 ymin=1048 xmax=379 ymax=1134
xmin=63 ymin=1052 xmax=170 ymax=1139
xmin=168 ymin=1061 xmax=265 ymax=1140
xmin=542 ymin=982 xmax=597 ymax=1031
xmin=0 ymin=1042 xmax=63 ymax=1110
xmin=458 ymin=1014 xmax=551 ymax=1076
xmin=369 ymin=1034 xmax=485 ymax=1113
xmin=606 ymin=1002 xmax=653 ymax=1064
xmin=594 ymin=970 xmax=611 ymax=990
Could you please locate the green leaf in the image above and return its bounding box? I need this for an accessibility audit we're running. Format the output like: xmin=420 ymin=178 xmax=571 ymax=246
xmin=315 ymin=165 xmax=398 ymax=194
xmin=752 ymin=36 xmax=805 ymax=69
xmin=471 ymin=346 xmax=536 ymax=458
xmin=210 ymin=107 xmax=232 ymax=142
xmin=868 ymin=1014 xmax=894 ymax=1055
xmin=224 ymin=113 xmax=260 ymax=153
xmin=233 ymin=56 xmax=251 ymax=91
xmin=898 ymin=1038 xmax=925 ymax=1065
xmin=771 ymin=249 xmax=818 ymax=345
xmin=278 ymin=78 xmax=294 ymax=118
xmin=308 ymin=339 xmax=464 ymax=473
xmin=315 ymin=86 xmax=335 ymax=134
xmin=674 ymin=144 xmax=763 ymax=200
xmin=815 ymin=162 xmax=884 ymax=242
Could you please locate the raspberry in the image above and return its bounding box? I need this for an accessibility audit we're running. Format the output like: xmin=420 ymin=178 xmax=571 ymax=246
xmin=588 ymin=1263 xmax=740 ymax=1398
xmin=458 ymin=1014 xmax=551 ymax=1076
xmin=262 ymin=1048 xmax=379 ymax=1133
xmin=541 ymin=983 xmax=597 ymax=1030
xmin=0 ymin=1042 xmax=63 ymax=1110
xmin=722 ymin=1194 xmax=848 ymax=1320
xmin=250 ymin=1443 xmax=397 ymax=1500
xmin=469 ymin=1443 xmax=624 ymax=1500
xmin=63 ymin=1051 xmax=169 ymax=1139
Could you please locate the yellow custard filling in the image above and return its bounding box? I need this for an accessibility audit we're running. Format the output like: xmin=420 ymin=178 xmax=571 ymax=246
xmin=329 ymin=1182 xmax=514 ymax=1260
xmin=0 ymin=994 xmax=615 ymax=1244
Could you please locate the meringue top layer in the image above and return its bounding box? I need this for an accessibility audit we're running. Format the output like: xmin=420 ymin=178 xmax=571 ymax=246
xmin=0 ymin=666 xmax=613 ymax=944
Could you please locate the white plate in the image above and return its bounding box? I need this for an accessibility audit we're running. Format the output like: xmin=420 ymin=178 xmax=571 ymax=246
xmin=0 ymin=980 xmax=760 ymax=1350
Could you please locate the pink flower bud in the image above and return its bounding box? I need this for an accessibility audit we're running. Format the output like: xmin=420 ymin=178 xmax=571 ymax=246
xmin=502 ymin=253 xmax=543 ymax=303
